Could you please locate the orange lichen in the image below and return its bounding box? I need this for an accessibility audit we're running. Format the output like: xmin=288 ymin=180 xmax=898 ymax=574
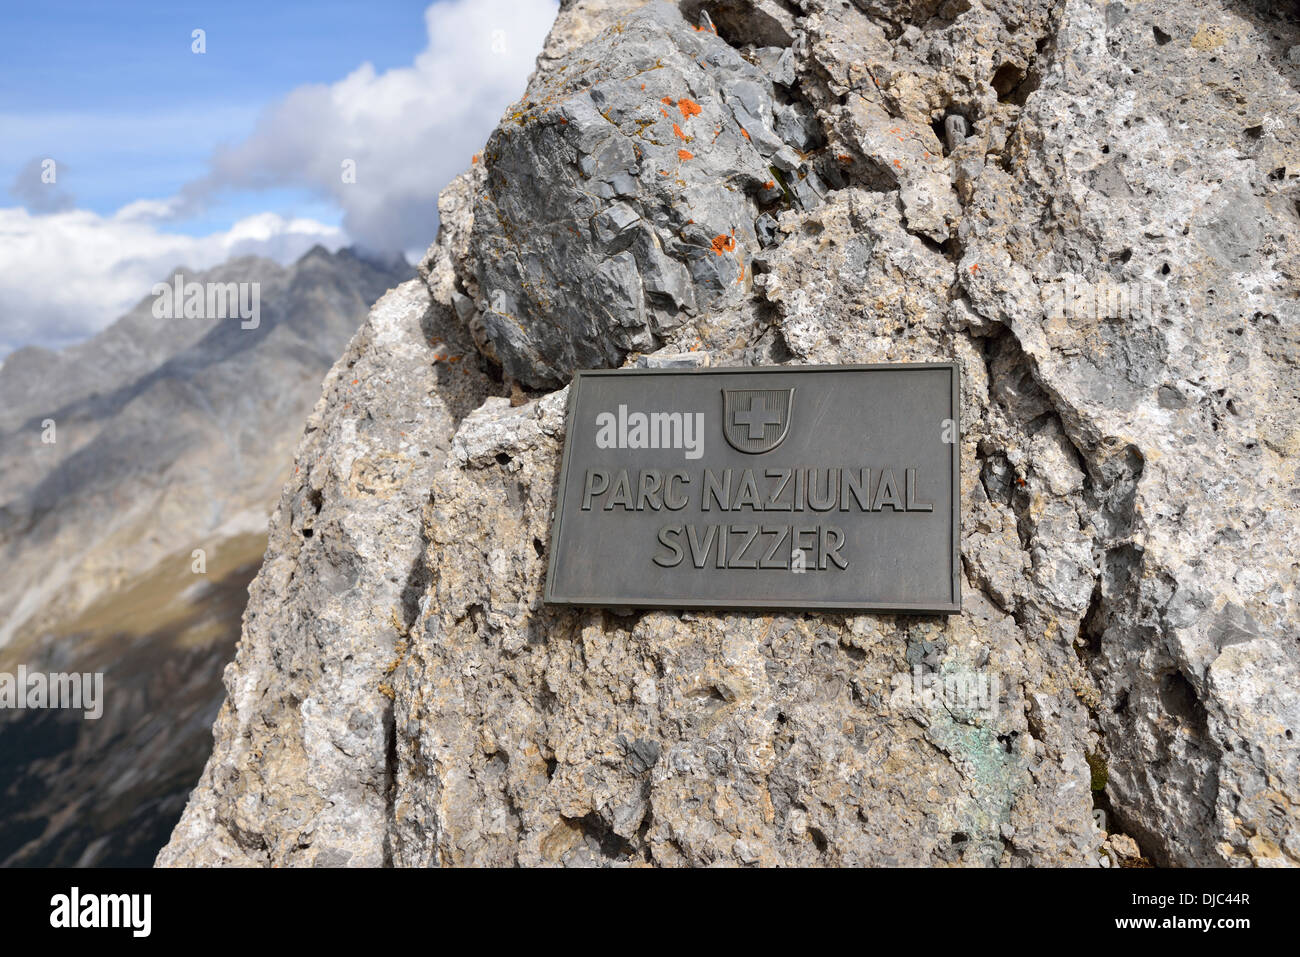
xmin=892 ymin=159 xmax=902 ymax=167
xmin=678 ymin=97 xmax=702 ymax=119
xmin=711 ymin=232 xmax=736 ymax=255
xmin=672 ymin=122 xmax=690 ymax=141
xmin=763 ymin=180 xmax=775 ymax=189
xmin=969 ymin=264 xmax=980 ymax=274
xmin=678 ymin=149 xmax=694 ymax=160
xmin=836 ymin=153 xmax=853 ymax=163
xmin=662 ymin=96 xmax=675 ymax=106
xmin=741 ymin=128 xmax=750 ymax=140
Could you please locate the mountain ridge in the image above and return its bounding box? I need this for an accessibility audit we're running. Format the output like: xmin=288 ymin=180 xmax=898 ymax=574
xmin=0 ymin=243 xmax=414 ymax=866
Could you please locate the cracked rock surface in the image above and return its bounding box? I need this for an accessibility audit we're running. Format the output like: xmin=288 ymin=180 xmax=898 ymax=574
xmin=163 ymin=0 xmax=1300 ymax=867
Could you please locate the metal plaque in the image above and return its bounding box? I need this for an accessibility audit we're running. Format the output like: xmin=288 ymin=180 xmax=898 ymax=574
xmin=545 ymin=363 xmax=960 ymax=613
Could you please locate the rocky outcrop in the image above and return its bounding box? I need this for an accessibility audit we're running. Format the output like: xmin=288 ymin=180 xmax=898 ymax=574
xmin=162 ymin=0 xmax=1300 ymax=867
xmin=471 ymin=4 xmax=787 ymax=385
xmin=159 ymin=279 xmax=497 ymax=866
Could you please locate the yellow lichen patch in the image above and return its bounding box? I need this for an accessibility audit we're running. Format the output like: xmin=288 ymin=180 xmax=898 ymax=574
xmin=1247 ymin=833 xmax=1284 ymax=861
xmin=1191 ymin=25 xmax=1228 ymax=50
xmin=540 ymin=818 xmax=584 ymax=862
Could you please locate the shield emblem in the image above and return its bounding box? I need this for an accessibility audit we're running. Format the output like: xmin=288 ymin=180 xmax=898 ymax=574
xmin=722 ymin=387 xmax=794 ymax=454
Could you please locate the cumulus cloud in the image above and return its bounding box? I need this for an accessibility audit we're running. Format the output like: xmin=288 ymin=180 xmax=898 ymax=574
xmin=0 ymin=0 xmax=556 ymax=354
xmin=181 ymin=0 xmax=558 ymax=253
xmin=0 ymin=207 xmax=344 ymax=353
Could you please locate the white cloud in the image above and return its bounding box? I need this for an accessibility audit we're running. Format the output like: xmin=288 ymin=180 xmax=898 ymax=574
xmin=0 ymin=206 xmax=344 ymax=354
xmin=182 ymin=0 xmax=558 ymax=252
xmin=0 ymin=0 xmax=558 ymax=354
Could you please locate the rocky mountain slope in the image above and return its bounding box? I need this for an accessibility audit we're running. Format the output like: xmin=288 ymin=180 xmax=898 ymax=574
xmin=162 ymin=0 xmax=1298 ymax=867
xmin=0 ymin=246 xmax=412 ymax=866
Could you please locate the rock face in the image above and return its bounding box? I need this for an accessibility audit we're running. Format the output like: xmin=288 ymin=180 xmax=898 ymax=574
xmin=162 ymin=0 xmax=1300 ymax=867
xmin=160 ymin=280 xmax=496 ymax=866
xmin=471 ymin=4 xmax=785 ymax=385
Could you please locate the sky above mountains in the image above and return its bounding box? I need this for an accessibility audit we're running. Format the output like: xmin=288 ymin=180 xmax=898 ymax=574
xmin=0 ymin=0 xmax=557 ymax=355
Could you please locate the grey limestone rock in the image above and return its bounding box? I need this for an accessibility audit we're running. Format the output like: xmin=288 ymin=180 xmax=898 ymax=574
xmin=163 ymin=0 xmax=1300 ymax=868
xmin=469 ymin=3 xmax=793 ymax=386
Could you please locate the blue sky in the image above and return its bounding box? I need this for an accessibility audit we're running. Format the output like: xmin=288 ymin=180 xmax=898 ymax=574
xmin=1 ymin=0 xmax=431 ymax=232
xmin=0 ymin=0 xmax=558 ymax=354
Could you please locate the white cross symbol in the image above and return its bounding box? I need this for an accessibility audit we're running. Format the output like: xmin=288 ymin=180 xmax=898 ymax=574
xmin=733 ymin=396 xmax=781 ymax=440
